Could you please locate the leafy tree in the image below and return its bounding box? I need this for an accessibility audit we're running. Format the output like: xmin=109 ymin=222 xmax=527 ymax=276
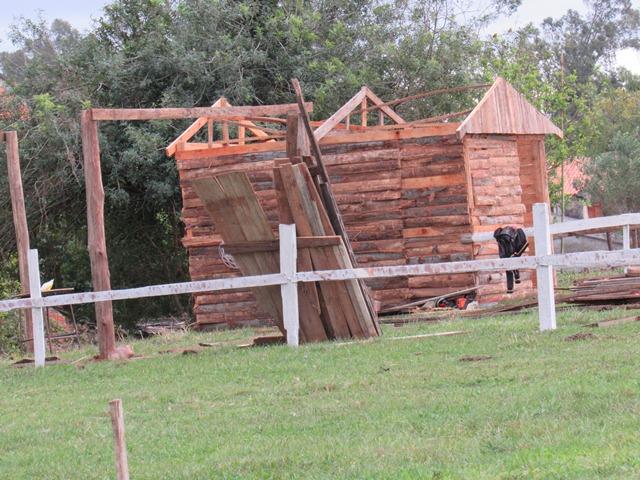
xmin=583 ymin=130 xmax=640 ymax=214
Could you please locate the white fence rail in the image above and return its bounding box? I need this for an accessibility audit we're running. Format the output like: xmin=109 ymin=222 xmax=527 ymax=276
xmin=470 ymin=212 xmax=640 ymax=243
xmin=5 ymin=204 xmax=640 ymax=365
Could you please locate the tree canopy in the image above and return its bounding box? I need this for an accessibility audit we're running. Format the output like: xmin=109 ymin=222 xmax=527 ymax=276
xmin=0 ymin=0 xmax=639 ymax=326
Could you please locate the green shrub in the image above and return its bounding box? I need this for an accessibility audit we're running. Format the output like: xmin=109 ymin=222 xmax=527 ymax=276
xmin=0 ymin=255 xmax=22 ymax=355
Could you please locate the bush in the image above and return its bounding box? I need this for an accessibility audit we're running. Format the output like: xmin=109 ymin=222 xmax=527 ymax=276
xmin=0 ymin=254 xmax=22 ymax=355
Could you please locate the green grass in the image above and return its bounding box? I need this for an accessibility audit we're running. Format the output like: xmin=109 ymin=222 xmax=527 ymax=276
xmin=2 ymin=308 xmax=640 ymax=479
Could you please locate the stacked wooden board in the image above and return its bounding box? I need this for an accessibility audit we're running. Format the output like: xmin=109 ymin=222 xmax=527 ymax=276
xmin=567 ymin=274 xmax=640 ymax=304
xmin=192 ymin=168 xmax=379 ymax=342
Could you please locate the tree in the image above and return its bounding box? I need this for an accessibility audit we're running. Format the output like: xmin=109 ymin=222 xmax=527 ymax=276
xmin=582 ymin=130 xmax=640 ymax=214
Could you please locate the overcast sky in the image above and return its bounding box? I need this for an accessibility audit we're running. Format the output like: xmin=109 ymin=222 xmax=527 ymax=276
xmin=1 ymin=0 xmax=639 ymax=72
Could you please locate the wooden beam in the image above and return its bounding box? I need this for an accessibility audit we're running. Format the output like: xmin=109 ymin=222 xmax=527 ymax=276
xmin=361 ymin=96 xmax=367 ymax=127
xmin=313 ymin=88 xmax=367 ymax=141
xmin=362 ymin=87 xmax=406 ymax=125
xmin=165 ymin=97 xmax=226 ymax=157
xmin=91 ymin=103 xmax=312 ymax=121
xmin=223 ymin=236 xmax=341 ymax=254
xmin=4 ymin=131 xmax=33 ymax=352
xmin=81 ymin=110 xmax=117 ymax=360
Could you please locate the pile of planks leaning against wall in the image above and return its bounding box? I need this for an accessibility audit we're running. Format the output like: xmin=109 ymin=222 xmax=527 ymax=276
xmin=167 ymin=77 xmax=563 ymax=330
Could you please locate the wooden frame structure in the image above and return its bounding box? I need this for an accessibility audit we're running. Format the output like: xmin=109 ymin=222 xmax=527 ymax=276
xmin=80 ymin=101 xmax=313 ymax=358
xmin=167 ymin=77 xmax=563 ymax=329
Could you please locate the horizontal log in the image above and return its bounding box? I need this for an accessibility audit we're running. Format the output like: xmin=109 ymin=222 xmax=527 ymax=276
xmin=90 ymin=103 xmax=312 ymax=121
xmin=223 ymin=236 xmax=341 ymax=254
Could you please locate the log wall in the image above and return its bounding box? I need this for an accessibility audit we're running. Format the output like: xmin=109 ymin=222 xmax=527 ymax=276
xmin=465 ymin=134 xmax=535 ymax=302
xmin=176 ymin=130 xmax=476 ymax=328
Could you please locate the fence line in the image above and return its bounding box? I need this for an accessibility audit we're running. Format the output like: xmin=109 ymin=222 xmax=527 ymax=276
xmin=4 ymin=249 xmax=639 ymax=314
xmin=469 ymin=212 xmax=640 ymax=243
xmin=7 ymin=203 xmax=640 ymax=364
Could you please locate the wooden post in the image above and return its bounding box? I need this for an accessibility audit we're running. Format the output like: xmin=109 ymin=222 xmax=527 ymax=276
xmin=238 ymin=125 xmax=246 ymax=145
xmin=286 ymin=113 xmax=299 ymax=160
xmin=81 ymin=111 xmax=117 ymax=359
xmin=361 ymin=98 xmax=367 ymax=127
xmin=4 ymin=131 xmax=33 ymax=352
xmin=533 ymin=203 xmax=556 ymax=331
xmin=279 ymin=224 xmax=299 ymax=346
xmin=207 ymin=119 xmax=213 ymax=148
xmin=623 ymin=224 xmax=631 ymax=274
xmin=109 ymin=399 xmax=130 ymax=480
xmin=27 ymin=249 xmax=45 ymax=367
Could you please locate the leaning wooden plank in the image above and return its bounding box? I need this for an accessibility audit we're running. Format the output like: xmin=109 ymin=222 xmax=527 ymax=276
xmin=295 ymin=164 xmax=376 ymax=337
xmin=90 ymin=103 xmax=313 ymax=121
xmin=291 ymin=79 xmax=379 ymax=331
xmin=293 ymin=163 xmax=378 ymax=337
xmin=278 ymin=164 xmax=352 ymax=338
xmin=275 ymin=166 xmax=327 ymax=342
xmin=191 ymin=174 xmax=286 ymax=334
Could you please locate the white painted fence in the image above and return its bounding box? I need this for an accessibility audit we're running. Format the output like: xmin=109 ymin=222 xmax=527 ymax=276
xmin=5 ymin=204 xmax=640 ymax=365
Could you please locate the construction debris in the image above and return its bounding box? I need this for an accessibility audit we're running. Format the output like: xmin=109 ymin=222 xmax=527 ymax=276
xmin=567 ymin=274 xmax=640 ymax=304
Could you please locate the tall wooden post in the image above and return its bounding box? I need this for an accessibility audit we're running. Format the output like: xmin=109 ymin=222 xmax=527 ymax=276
xmin=81 ymin=111 xmax=116 ymax=359
xmin=4 ymin=131 xmax=33 ymax=352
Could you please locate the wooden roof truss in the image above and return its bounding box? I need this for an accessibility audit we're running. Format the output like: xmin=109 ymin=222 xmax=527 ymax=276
xmin=165 ymin=97 xmax=288 ymax=156
xmin=313 ymin=86 xmax=406 ymax=141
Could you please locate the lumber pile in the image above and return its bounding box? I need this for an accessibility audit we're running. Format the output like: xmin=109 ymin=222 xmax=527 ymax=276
xmin=192 ymin=168 xmax=379 ymax=342
xmin=566 ymin=274 xmax=640 ymax=304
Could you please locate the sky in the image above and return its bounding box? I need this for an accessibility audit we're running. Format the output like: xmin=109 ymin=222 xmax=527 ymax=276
xmin=0 ymin=0 xmax=639 ymax=72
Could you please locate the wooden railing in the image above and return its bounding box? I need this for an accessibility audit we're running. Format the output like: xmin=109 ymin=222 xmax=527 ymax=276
xmin=4 ymin=204 xmax=640 ymax=367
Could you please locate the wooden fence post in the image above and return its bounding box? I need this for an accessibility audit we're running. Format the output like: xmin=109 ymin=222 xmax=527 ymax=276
xmin=81 ymin=111 xmax=117 ymax=359
xmin=533 ymin=203 xmax=556 ymax=331
xmin=4 ymin=131 xmax=33 ymax=352
xmin=623 ymin=224 xmax=631 ymax=274
xmin=109 ymin=399 xmax=130 ymax=480
xmin=279 ymin=224 xmax=299 ymax=346
xmin=27 ymin=249 xmax=45 ymax=366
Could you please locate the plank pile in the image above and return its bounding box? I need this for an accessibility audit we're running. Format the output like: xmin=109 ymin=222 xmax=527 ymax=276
xmin=192 ymin=166 xmax=379 ymax=343
xmin=567 ymin=273 xmax=640 ymax=304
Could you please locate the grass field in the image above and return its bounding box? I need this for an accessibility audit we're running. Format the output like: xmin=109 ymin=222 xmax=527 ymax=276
xmin=1 ymin=307 xmax=640 ymax=479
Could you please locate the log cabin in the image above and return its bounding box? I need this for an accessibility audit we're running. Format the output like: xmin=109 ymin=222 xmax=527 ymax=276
xmin=166 ymin=77 xmax=562 ymax=329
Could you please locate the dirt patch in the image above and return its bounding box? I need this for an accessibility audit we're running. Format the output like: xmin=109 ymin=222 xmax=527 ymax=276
xmin=459 ymin=355 xmax=493 ymax=362
xmin=564 ymin=332 xmax=596 ymax=342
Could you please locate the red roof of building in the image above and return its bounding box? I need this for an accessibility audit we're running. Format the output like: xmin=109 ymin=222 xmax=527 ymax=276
xmin=555 ymin=157 xmax=589 ymax=196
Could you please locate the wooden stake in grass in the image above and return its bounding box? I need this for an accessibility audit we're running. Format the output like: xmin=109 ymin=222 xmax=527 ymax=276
xmin=109 ymin=399 xmax=130 ymax=480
